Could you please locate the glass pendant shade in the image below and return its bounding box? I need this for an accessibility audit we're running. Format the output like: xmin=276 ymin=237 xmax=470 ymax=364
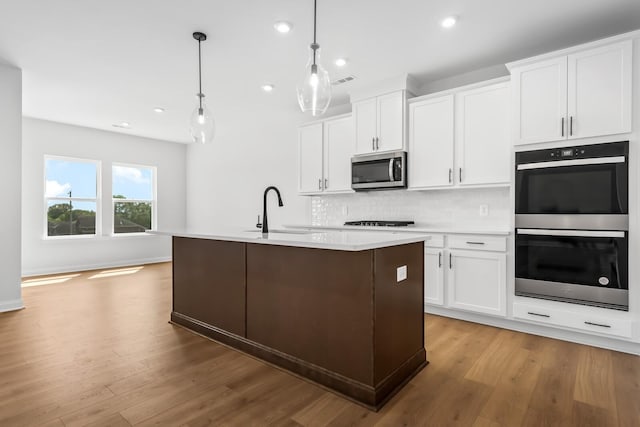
xmin=297 ymin=45 xmax=331 ymax=116
xmin=189 ymin=101 xmax=215 ymax=144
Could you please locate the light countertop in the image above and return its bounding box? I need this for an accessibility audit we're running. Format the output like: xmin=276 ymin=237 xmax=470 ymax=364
xmin=284 ymin=224 xmax=512 ymax=236
xmin=148 ymin=228 xmax=430 ymax=251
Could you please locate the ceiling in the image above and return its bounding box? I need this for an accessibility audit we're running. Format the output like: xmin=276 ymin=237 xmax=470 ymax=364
xmin=1 ymin=0 xmax=639 ymax=143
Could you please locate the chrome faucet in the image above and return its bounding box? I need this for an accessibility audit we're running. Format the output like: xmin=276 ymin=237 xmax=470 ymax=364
xmin=262 ymin=186 xmax=283 ymax=234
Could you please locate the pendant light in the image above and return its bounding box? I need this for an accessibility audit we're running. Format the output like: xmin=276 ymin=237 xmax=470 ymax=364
xmin=189 ymin=32 xmax=215 ymax=144
xmin=296 ymin=0 xmax=331 ymax=116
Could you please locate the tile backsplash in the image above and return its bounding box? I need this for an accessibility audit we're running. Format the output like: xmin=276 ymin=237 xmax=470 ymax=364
xmin=311 ymin=187 xmax=511 ymax=228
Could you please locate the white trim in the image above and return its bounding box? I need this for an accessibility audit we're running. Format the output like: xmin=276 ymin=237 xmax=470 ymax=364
xmin=424 ymin=305 xmax=640 ymax=355
xmin=0 ymin=298 xmax=24 ymax=313
xmin=517 ymin=156 xmax=626 ymax=170
xmin=506 ymin=29 xmax=640 ymax=71
xmin=21 ymin=256 xmax=172 ymax=278
xmin=409 ymin=76 xmax=511 ymax=104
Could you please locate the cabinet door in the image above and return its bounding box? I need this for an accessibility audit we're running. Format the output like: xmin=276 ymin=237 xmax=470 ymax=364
xmin=447 ymin=250 xmax=506 ymax=316
xmin=456 ymin=82 xmax=511 ymax=185
xmin=354 ymin=98 xmax=377 ymax=154
xmin=324 ymin=116 xmax=354 ymax=193
xmin=512 ymin=57 xmax=567 ymax=145
xmin=567 ymin=40 xmax=632 ymax=139
xmin=298 ymin=123 xmax=324 ymax=194
xmin=377 ymin=91 xmax=405 ymax=152
xmin=408 ymin=95 xmax=454 ymax=188
xmin=425 ymin=248 xmax=445 ymax=306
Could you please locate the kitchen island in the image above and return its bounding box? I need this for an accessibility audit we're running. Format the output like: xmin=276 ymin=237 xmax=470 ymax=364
xmin=150 ymin=229 xmax=428 ymax=410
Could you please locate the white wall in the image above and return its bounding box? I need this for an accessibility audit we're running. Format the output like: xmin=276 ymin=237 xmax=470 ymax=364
xmin=186 ymin=108 xmax=310 ymax=231
xmin=0 ymin=64 xmax=23 ymax=312
xmin=22 ymin=118 xmax=187 ymax=276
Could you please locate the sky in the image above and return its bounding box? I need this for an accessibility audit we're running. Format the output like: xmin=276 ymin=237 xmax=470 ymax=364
xmin=45 ymin=159 xmax=153 ymax=203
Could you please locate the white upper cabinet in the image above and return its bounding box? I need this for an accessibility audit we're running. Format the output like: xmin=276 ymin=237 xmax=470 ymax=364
xmin=510 ymin=39 xmax=632 ymax=145
xmin=354 ymin=90 xmax=406 ymax=154
xmin=456 ymin=82 xmax=511 ymax=185
xmin=408 ymin=80 xmax=511 ymax=190
xmin=298 ymin=123 xmax=324 ymax=194
xmin=298 ymin=115 xmax=355 ymax=195
xmin=512 ymin=57 xmax=567 ymax=144
xmin=323 ymin=115 xmax=354 ymax=193
xmin=567 ymin=42 xmax=632 ymax=139
xmin=409 ymin=95 xmax=455 ymax=188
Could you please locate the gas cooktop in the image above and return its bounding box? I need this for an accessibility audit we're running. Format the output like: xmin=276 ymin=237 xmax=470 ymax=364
xmin=344 ymin=220 xmax=415 ymax=227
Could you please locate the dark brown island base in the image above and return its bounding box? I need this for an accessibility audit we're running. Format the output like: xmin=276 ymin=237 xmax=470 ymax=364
xmin=161 ymin=229 xmax=428 ymax=411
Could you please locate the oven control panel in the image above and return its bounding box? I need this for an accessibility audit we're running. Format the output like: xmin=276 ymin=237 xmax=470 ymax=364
xmin=516 ymin=141 xmax=628 ymax=164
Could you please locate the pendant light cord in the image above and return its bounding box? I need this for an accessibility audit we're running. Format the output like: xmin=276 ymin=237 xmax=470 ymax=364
xmin=198 ymin=39 xmax=203 ymax=110
xmin=312 ymin=0 xmax=317 ymax=66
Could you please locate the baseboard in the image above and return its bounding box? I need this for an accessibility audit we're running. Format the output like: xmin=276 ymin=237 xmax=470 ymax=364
xmin=424 ymin=305 xmax=640 ymax=356
xmin=21 ymin=256 xmax=172 ymax=278
xmin=0 ymin=298 xmax=24 ymax=313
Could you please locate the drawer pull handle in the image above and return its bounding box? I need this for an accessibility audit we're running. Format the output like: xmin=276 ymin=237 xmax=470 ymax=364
xmin=466 ymin=241 xmax=486 ymax=245
xmin=584 ymin=321 xmax=611 ymax=328
xmin=527 ymin=311 xmax=550 ymax=318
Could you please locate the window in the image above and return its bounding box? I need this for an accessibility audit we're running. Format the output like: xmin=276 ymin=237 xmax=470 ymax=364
xmin=112 ymin=164 xmax=155 ymax=234
xmin=45 ymin=157 xmax=99 ymax=237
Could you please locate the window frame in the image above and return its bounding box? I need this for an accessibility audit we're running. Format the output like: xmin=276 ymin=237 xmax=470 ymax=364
xmin=111 ymin=162 xmax=157 ymax=236
xmin=43 ymin=155 xmax=101 ymax=240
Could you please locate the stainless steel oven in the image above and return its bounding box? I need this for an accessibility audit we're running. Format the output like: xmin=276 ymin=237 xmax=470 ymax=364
xmin=515 ymin=228 xmax=628 ymax=310
xmin=515 ymin=141 xmax=629 ymax=310
xmin=351 ymin=151 xmax=406 ymax=190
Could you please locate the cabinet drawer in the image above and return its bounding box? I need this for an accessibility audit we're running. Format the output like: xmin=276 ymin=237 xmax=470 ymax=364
xmin=425 ymin=234 xmax=445 ymax=248
xmin=513 ymin=302 xmax=633 ymax=339
xmin=448 ymin=235 xmax=506 ymax=252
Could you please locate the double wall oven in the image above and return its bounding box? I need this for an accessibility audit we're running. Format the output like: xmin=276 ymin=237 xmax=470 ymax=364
xmin=515 ymin=141 xmax=629 ymax=310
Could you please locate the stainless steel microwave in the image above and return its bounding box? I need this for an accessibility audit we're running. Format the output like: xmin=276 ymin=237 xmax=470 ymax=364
xmin=351 ymin=151 xmax=406 ymax=190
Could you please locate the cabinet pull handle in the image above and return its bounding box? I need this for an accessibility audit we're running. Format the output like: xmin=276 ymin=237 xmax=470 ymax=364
xmin=449 ymin=253 xmax=452 ymax=269
xmin=584 ymin=321 xmax=611 ymax=328
xmin=527 ymin=311 xmax=550 ymax=318
xmin=448 ymin=168 xmax=452 ymax=183
xmin=324 ymin=178 xmax=328 ymax=189
xmin=459 ymin=168 xmax=462 ymax=182
xmin=375 ymin=137 xmax=379 ymax=150
xmin=372 ymin=137 xmax=375 ymax=151
xmin=466 ymin=241 xmax=486 ymax=245
xmin=318 ymin=178 xmax=322 ymax=190
xmin=570 ymin=116 xmax=573 ymax=136
xmin=561 ymin=117 xmax=565 ymax=137
xmin=438 ymin=252 xmax=442 ymax=268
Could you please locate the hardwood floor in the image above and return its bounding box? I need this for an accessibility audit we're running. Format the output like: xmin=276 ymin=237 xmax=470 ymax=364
xmin=1 ymin=262 xmax=638 ymax=426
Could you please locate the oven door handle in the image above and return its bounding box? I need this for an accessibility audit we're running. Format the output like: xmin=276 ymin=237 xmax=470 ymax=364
xmin=517 ymin=156 xmax=626 ymax=170
xmin=517 ymin=229 xmax=625 ymax=238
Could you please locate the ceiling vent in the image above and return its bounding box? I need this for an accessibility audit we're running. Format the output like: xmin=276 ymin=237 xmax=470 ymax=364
xmin=332 ymin=75 xmax=356 ymax=86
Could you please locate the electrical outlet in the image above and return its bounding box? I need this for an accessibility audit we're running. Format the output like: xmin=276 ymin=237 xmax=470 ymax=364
xmin=396 ymin=265 xmax=407 ymax=282
xmin=479 ymin=204 xmax=489 ymax=216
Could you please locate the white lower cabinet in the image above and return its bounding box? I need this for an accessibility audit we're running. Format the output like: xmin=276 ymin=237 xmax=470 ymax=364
xmin=424 ymin=234 xmax=507 ymax=317
xmin=447 ymin=250 xmax=507 ymax=316
xmin=513 ymin=300 xmax=633 ymax=339
xmin=424 ymin=248 xmax=445 ymax=306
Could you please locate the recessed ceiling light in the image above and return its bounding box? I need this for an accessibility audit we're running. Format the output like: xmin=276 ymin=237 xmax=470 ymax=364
xmin=120 ymin=122 xmax=130 ymax=127
xmin=153 ymin=107 xmax=165 ymax=113
xmin=261 ymin=84 xmax=275 ymax=92
xmin=441 ymin=16 xmax=457 ymax=28
xmin=274 ymin=21 xmax=292 ymax=34
xmin=335 ymin=58 xmax=348 ymax=67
